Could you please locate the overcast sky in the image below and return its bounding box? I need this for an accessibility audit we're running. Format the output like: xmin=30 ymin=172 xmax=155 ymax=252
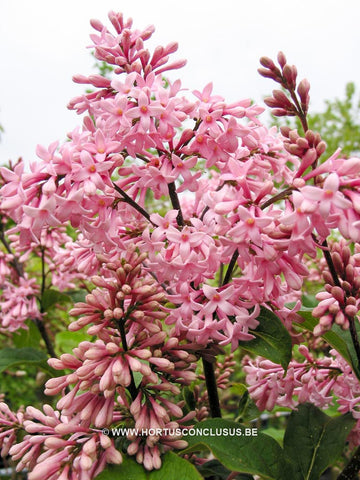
xmin=1 ymin=0 xmax=360 ymax=164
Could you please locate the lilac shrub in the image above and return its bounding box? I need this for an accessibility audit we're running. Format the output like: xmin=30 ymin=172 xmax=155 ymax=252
xmin=1 ymin=11 xmax=360 ymax=480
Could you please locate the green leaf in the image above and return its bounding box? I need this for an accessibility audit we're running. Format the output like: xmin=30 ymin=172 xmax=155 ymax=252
xmin=283 ymin=403 xmax=355 ymax=480
xmin=150 ymin=451 xmax=203 ymax=480
xmin=95 ymin=452 xmax=203 ymax=480
xmin=295 ymin=311 xmax=360 ymax=380
xmin=95 ymin=456 xmax=147 ymax=480
xmin=181 ymin=418 xmax=294 ymax=480
xmin=42 ymin=289 xmax=71 ymax=311
xmin=55 ymin=331 xmax=92 ymax=354
xmin=13 ymin=320 xmax=42 ymax=348
xmin=64 ymin=289 xmax=87 ymax=304
xmin=240 ymin=306 xmax=292 ymax=370
xmin=0 ymin=347 xmax=48 ymax=373
xmin=198 ymin=460 xmax=254 ymax=479
xmin=132 ymin=371 xmax=143 ymax=388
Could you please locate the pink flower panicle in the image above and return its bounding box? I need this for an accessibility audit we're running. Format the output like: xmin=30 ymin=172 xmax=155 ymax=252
xmin=244 ymin=346 xmax=360 ymax=447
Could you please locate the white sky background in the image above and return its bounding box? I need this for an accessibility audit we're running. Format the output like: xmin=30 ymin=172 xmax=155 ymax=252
xmin=0 ymin=0 xmax=360 ymax=164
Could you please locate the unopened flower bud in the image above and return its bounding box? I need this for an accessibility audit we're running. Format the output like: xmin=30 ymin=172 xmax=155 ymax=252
xmin=272 ymin=89 xmax=293 ymax=108
xmin=113 ymin=308 xmax=123 ymax=319
xmin=316 ymin=141 xmax=326 ymax=156
xmin=289 ymin=129 xmax=300 ymax=142
xmin=280 ymin=126 xmax=291 ymax=137
xmin=346 ymin=264 xmax=355 ymax=282
xmin=260 ymin=56 xmax=276 ymax=69
xmin=331 ymin=252 xmax=344 ymax=275
xmin=305 ymin=130 xmax=315 ymax=146
xmin=322 ymin=272 xmax=334 ymax=286
xmin=342 ymin=281 xmax=352 ymax=294
xmin=257 ymin=68 xmax=279 ymax=81
xmin=345 ymin=305 xmax=358 ymax=317
xmin=335 ymin=310 xmax=346 ymax=325
xmin=283 ymin=64 xmax=296 ymax=89
xmin=121 ymin=284 xmax=132 ymax=295
xmin=271 ymin=108 xmax=289 ymax=117
xmin=277 ymin=51 xmax=287 ymax=68
xmin=296 ymin=137 xmax=309 ymax=149
xmin=297 ymin=78 xmax=310 ymax=103
xmin=331 ymin=286 xmax=345 ymax=304
xmin=346 ymin=296 xmax=357 ymax=306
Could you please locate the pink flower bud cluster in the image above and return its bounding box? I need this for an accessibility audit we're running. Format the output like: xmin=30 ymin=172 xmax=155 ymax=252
xmin=259 ymin=51 xmax=309 ymax=116
xmin=39 ymin=248 xmax=197 ymax=471
xmin=312 ymin=240 xmax=360 ymax=335
xmin=280 ymin=127 xmax=326 ymax=178
xmin=7 ymin=404 xmax=121 ymax=480
xmin=244 ymin=345 xmax=341 ymax=411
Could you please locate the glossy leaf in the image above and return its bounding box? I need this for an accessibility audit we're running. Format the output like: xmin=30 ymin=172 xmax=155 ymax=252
xmin=181 ymin=418 xmax=294 ymax=480
xmin=0 ymin=347 xmax=48 ymax=373
xmin=295 ymin=311 xmax=360 ymax=379
xmin=95 ymin=452 xmax=203 ymax=480
xmin=13 ymin=320 xmax=42 ymax=348
xmin=283 ymin=403 xmax=355 ymax=480
xmin=240 ymin=306 xmax=292 ymax=370
xmin=42 ymin=289 xmax=71 ymax=311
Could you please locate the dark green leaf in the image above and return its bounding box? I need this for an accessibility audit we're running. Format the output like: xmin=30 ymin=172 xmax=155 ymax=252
xmin=240 ymin=306 xmax=292 ymax=370
xmin=0 ymin=347 xmax=48 ymax=373
xmin=94 ymin=456 xmax=147 ymax=480
xmin=42 ymin=289 xmax=71 ymax=311
xmin=95 ymin=452 xmax=203 ymax=480
xmin=150 ymin=451 xmax=203 ymax=480
xmin=181 ymin=418 xmax=294 ymax=480
xmin=64 ymin=289 xmax=87 ymax=304
xmin=295 ymin=311 xmax=360 ymax=380
xmin=283 ymin=403 xmax=355 ymax=480
xmin=198 ymin=459 xmax=254 ymax=479
xmin=13 ymin=320 xmax=42 ymax=348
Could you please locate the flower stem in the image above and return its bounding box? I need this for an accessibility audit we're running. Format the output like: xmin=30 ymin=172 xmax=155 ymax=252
xmin=113 ymin=183 xmax=154 ymax=224
xmin=117 ymin=319 xmax=138 ymax=401
xmin=168 ymin=182 xmax=184 ymax=227
xmin=260 ymin=186 xmax=296 ymax=210
xmin=34 ymin=318 xmax=57 ymax=358
xmin=202 ymin=357 xmax=221 ymax=418
xmin=222 ymin=250 xmax=239 ymax=286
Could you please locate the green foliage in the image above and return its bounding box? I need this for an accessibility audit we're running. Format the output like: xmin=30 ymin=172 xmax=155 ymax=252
xmin=12 ymin=320 xmax=42 ymax=349
xmin=295 ymin=311 xmax=360 ymax=380
xmin=240 ymin=306 xmax=292 ymax=370
xmin=41 ymin=289 xmax=71 ymax=311
xmin=197 ymin=460 xmax=254 ymax=479
xmin=283 ymin=404 xmax=355 ymax=480
xmin=307 ymin=82 xmax=360 ymax=156
xmin=182 ymin=418 xmax=293 ymax=480
xmin=94 ymin=452 xmax=203 ymax=480
xmin=55 ymin=330 xmax=92 ymax=354
xmin=0 ymin=347 xmax=48 ymax=373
